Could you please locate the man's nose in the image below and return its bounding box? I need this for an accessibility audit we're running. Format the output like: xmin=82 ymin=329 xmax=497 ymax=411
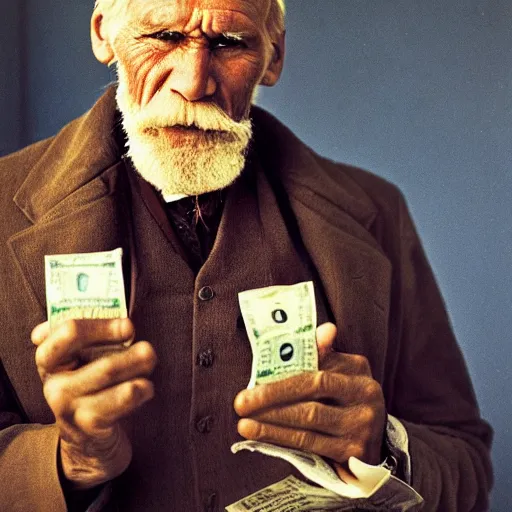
xmin=168 ymin=47 xmax=217 ymax=102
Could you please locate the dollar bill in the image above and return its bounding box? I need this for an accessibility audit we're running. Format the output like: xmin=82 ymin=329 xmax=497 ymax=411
xmin=225 ymin=475 xmax=349 ymax=512
xmin=226 ymin=471 xmax=423 ymax=512
xmin=45 ymin=248 xmax=128 ymax=330
xmin=238 ymin=281 xmax=318 ymax=388
xmin=231 ymin=441 xmax=390 ymax=500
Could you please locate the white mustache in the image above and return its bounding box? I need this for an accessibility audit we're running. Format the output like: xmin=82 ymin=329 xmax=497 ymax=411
xmin=121 ymin=92 xmax=252 ymax=136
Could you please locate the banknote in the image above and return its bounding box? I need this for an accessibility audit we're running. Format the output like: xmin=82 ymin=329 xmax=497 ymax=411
xmin=226 ymin=470 xmax=423 ymax=512
xmin=225 ymin=475 xmax=349 ymax=512
xmin=238 ymin=281 xmax=318 ymax=388
xmin=231 ymin=441 xmax=390 ymax=500
xmin=45 ymin=248 xmax=128 ymax=330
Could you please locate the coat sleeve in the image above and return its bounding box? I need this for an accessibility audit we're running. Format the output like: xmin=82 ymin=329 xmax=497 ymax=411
xmin=388 ymin=194 xmax=493 ymax=511
xmin=0 ymin=363 xmax=114 ymax=512
xmin=0 ymin=360 xmax=68 ymax=511
xmin=0 ymin=362 xmax=111 ymax=512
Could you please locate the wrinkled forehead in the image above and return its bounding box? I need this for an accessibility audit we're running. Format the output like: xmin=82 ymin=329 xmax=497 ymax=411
xmin=119 ymin=0 xmax=271 ymax=28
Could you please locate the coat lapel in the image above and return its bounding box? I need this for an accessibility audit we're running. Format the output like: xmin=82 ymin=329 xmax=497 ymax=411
xmin=2 ymin=90 xmax=134 ymax=423
xmin=287 ymin=195 xmax=392 ymax=382
xmin=8 ymin=88 xmax=130 ymax=315
xmin=252 ymin=107 xmax=392 ymax=382
xmin=8 ymin=162 xmax=131 ymax=314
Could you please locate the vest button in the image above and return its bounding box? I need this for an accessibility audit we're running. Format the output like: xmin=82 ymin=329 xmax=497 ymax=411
xmin=198 ymin=286 xmax=215 ymax=301
xmin=197 ymin=349 xmax=214 ymax=368
xmin=196 ymin=415 xmax=214 ymax=433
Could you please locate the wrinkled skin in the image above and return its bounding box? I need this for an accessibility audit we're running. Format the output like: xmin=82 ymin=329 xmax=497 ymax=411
xmin=32 ymin=319 xmax=157 ymax=489
xmin=234 ymin=323 xmax=387 ymax=482
xmin=91 ymin=0 xmax=285 ymax=121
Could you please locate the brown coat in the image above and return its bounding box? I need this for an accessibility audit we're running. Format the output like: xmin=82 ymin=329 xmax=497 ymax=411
xmin=0 ymin=88 xmax=492 ymax=511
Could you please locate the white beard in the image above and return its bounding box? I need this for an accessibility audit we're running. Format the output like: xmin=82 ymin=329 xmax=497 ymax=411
xmin=115 ymin=65 xmax=253 ymax=198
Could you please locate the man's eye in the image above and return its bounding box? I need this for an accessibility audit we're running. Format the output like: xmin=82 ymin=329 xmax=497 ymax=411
xmin=209 ymin=36 xmax=246 ymax=50
xmin=149 ymin=31 xmax=184 ymax=43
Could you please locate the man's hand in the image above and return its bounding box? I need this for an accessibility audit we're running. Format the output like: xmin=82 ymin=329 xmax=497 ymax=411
xmin=31 ymin=319 xmax=157 ymax=490
xmin=234 ymin=323 xmax=386 ymax=481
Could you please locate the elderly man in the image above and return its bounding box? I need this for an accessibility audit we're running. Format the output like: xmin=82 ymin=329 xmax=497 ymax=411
xmin=0 ymin=0 xmax=492 ymax=511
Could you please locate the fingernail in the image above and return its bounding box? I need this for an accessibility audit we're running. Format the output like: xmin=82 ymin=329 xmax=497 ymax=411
xmin=234 ymin=391 xmax=249 ymax=413
xmin=237 ymin=418 xmax=257 ymax=437
xmin=31 ymin=322 xmax=49 ymax=345
xmin=113 ymin=318 xmax=134 ymax=340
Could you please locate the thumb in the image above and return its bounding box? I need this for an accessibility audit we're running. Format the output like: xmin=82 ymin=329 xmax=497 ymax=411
xmin=316 ymin=322 xmax=337 ymax=363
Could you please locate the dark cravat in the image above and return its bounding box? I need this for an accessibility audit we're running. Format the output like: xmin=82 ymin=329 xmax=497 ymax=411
xmin=164 ymin=191 xmax=225 ymax=275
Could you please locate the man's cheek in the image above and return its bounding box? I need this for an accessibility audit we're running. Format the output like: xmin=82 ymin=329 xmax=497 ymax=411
xmin=117 ymin=43 xmax=169 ymax=107
xmin=211 ymin=68 xmax=257 ymax=120
xmin=137 ymin=55 xmax=175 ymax=108
xmin=231 ymin=79 xmax=261 ymax=120
xmin=233 ymin=63 xmax=266 ymax=116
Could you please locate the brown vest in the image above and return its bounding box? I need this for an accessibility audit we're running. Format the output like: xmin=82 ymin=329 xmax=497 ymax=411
xmin=115 ymin=160 xmax=331 ymax=511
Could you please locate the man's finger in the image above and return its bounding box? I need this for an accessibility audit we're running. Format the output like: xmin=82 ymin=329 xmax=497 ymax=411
xmin=333 ymin=462 xmax=360 ymax=486
xmin=316 ymin=322 xmax=337 ymax=363
xmin=31 ymin=322 xmax=50 ymax=346
xmin=315 ymin=324 xmax=373 ymax=378
xmin=72 ymin=378 xmax=155 ymax=435
xmin=237 ymin=418 xmax=364 ymax=465
xmin=35 ymin=318 xmax=135 ymax=373
xmin=44 ymin=342 xmax=157 ymax=404
xmin=234 ymin=371 xmax=356 ymax=416
xmin=320 ymin=352 xmax=372 ymax=376
xmin=250 ymin=402 xmax=377 ymax=440
xmin=250 ymin=401 xmax=351 ymax=437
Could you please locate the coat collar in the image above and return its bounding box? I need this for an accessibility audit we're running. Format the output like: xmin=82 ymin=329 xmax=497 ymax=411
xmin=13 ymin=87 xmax=121 ymax=224
xmin=9 ymin=88 xmax=132 ymax=314
xmin=250 ymin=106 xmax=378 ymax=236
xmin=13 ymin=89 xmax=379 ymax=232
xmin=13 ymin=91 xmax=379 ymax=232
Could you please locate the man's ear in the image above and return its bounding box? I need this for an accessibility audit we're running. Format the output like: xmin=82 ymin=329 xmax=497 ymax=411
xmin=260 ymin=31 xmax=286 ymax=87
xmin=91 ymin=9 xmax=115 ymax=65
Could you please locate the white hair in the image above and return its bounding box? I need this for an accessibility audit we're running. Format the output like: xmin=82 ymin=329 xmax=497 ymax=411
xmin=267 ymin=0 xmax=286 ymax=38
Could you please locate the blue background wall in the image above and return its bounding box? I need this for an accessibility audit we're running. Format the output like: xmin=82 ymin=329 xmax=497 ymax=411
xmin=1 ymin=1 xmax=510 ymax=509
